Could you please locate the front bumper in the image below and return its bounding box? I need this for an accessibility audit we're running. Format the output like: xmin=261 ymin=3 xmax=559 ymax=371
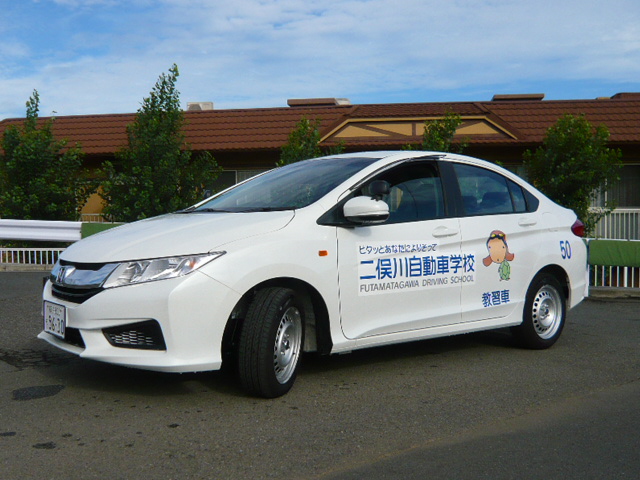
xmin=39 ymin=271 xmax=241 ymax=373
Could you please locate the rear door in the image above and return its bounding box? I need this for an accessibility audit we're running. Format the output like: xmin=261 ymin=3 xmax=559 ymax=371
xmin=452 ymin=162 xmax=542 ymax=322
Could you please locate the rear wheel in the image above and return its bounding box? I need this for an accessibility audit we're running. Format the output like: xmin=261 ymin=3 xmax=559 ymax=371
xmin=238 ymin=287 xmax=304 ymax=398
xmin=512 ymin=273 xmax=566 ymax=349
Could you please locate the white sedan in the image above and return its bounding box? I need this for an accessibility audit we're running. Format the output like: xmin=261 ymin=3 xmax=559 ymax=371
xmin=41 ymin=151 xmax=588 ymax=397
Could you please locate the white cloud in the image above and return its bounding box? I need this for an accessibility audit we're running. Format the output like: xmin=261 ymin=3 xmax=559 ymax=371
xmin=1 ymin=0 xmax=639 ymax=119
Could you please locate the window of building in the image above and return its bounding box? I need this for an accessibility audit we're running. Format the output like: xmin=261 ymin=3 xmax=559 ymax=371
xmin=602 ymin=165 xmax=640 ymax=208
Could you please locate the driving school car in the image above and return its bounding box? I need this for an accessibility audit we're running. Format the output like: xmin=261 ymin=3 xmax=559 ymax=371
xmin=41 ymin=151 xmax=588 ymax=398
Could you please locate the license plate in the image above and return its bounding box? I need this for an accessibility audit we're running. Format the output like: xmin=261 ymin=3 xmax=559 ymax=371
xmin=44 ymin=301 xmax=66 ymax=339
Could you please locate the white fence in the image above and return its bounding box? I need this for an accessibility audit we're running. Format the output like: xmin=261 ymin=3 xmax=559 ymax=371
xmin=80 ymin=213 xmax=106 ymax=223
xmin=591 ymin=265 xmax=639 ymax=288
xmin=0 ymin=219 xmax=80 ymax=270
xmin=592 ymin=208 xmax=640 ymax=240
xmin=588 ymin=210 xmax=640 ymax=289
xmin=0 ymin=247 xmax=64 ymax=269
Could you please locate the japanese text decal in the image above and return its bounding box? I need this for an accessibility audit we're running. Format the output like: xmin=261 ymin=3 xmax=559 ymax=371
xmin=358 ymin=242 xmax=476 ymax=295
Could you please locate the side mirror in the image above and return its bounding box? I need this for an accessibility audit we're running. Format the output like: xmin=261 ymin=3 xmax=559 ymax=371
xmin=343 ymin=196 xmax=390 ymax=225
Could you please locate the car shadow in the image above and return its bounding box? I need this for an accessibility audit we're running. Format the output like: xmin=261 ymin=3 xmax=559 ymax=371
xmin=32 ymin=328 xmax=516 ymax=398
xmin=33 ymin=352 xmax=241 ymax=397
xmin=301 ymin=328 xmax=516 ymax=374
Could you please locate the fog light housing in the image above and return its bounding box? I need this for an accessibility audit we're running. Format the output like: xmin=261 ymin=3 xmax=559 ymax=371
xmin=103 ymin=320 xmax=166 ymax=350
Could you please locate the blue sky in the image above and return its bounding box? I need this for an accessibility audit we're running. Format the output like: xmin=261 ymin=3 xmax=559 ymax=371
xmin=1 ymin=0 xmax=639 ymax=120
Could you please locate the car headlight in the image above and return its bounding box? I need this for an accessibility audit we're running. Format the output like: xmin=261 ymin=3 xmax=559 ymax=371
xmin=103 ymin=252 xmax=225 ymax=288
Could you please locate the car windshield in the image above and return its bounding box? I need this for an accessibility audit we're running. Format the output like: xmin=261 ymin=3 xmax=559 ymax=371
xmin=192 ymin=156 xmax=379 ymax=212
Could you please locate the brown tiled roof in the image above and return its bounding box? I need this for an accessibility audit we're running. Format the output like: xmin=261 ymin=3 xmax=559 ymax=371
xmin=0 ymin=106 xmax=355 ymax=155
xmin=183 ymin=105 xmax=355 ymax=152
xmin=334 ymin=97 xmax=640 ymax=147
xmin=485 ymin=97 xmax=640 ymax=144
xmin=0 ymin=113 xmax=136 ymax=155
xmin=1 ymin=95 xmax=638 ymax=155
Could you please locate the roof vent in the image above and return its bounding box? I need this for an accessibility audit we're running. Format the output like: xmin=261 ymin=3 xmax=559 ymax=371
xmin=492 ymin=94 xmax=545 ymax=102
xmin=287 ymin=98 xmax=351 ymax=107
xmin=186 ymin=102 xmax=214 ymax=111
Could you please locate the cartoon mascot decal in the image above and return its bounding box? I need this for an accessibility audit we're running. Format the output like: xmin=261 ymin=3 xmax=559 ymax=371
xmin=482 ymin=230 xmax=515 ymax=281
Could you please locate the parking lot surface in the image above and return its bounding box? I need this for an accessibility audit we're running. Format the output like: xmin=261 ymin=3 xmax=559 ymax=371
xmin=1 ymin=272 xmax=639 ymax=479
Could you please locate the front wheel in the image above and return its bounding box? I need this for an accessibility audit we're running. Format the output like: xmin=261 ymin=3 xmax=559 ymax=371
xmin=512 ymin=273 xmax=566 ymax=349
xmin=237 ymin=287 xmax=304 ymax=398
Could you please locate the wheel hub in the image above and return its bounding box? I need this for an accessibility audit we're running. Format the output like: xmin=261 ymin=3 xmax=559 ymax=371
xmin=532 ymin=287 xmax=561 ymax=339
xmin=273 ymin=307 xmax=302 ymax=384
xmin=538 ymin=298 xmax=554 ymax=328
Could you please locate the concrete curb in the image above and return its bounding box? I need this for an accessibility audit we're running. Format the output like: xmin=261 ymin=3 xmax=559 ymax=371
xmin=0 ymin=265 xmax=52 ymax=272
xmin=588 ymin=286 xmax=640 ymax=300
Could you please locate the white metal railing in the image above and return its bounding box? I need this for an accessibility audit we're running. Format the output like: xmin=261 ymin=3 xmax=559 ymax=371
xmin=0 ymin=219 xmax=82 ymax=242
xmin=80 ymin=213 xmax=106 ymax=223
xmin=590 ymin=265 xmax=639 ymax=288
xmin=0 ymin=218 xmax=80 ymax=269
xmin=592 ymin=208 xmax=640 ymax=240
xmin=0 ymin=247 xmax=64 ymax=268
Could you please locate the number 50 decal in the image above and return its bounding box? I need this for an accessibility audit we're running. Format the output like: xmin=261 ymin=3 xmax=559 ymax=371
xmin=560 ymin=240 xmax=572 ymax=259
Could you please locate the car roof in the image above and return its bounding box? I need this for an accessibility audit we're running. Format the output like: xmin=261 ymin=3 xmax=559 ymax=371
xmin=315 ymin=150 xmax=547 ymax=199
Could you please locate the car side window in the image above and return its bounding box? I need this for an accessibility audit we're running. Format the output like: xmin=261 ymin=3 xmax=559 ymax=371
xmin=454 ymin=163 xmax=516 ymax=216
xmin=507 ymin=180 xmax=528 ymax=213
xmin=359 ymin=162 xmax=445 ymax=224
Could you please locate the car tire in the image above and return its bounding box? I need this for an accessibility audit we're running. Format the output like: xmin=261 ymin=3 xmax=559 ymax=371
xmin=512 ymin=273 xmax=566 ymax=349
xmin=238 ymin=287 xmax=304 ymax=398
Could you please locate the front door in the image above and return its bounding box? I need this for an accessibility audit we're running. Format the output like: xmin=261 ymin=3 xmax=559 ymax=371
xmin=336 ymin=161 xmax=468 ymax=340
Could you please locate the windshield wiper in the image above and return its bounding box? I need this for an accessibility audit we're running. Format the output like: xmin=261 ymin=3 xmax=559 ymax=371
xmin=239 ymin=207 xmax=296 ymax=212
xmin=175 ymin=206 xmax=197 ymax=213
xmin=181 ymin=206 xmax=295 ymax=214
xmin=193 ymin=208 xmax=236 ymax=213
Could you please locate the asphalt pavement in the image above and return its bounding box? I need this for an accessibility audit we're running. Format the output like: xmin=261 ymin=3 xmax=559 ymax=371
xmin=0 ymin=272 xmax=638 ymax=479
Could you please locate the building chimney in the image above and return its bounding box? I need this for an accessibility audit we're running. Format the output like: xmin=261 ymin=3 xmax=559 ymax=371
xmin=287 ymin=98 xmax=351 ymax=107
xmin=186 ymin=102 xmax=214 ymax=111
xmin=492 ymin=94 xmax=545 ymax=101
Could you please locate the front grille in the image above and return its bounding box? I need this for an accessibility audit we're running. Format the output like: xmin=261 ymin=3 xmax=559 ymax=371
xmin=49 ymin=260 xmax=117 ymax=304
xmin=51 ymin=284 xmax=103 ymax=304
xmin=103 ymin=321 xmax=166 ymax=350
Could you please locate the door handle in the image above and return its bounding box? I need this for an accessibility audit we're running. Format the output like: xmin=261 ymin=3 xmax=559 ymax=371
xmin=518 ymin=217 xmax=537 ymax=227
xmin=432 ymin=226 xmax=459 ymax=238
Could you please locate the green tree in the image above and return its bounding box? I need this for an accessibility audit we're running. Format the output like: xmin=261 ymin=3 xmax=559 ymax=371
xmin=277 ymin=117 xmax=344 ymax=167
xmin=405 ymin=110 xmax=467 ymax=153
xmin=100 ymin=64 xmax=221 ymax=222
xmin=523 ymin=114 xmax=622 ymax=235
xmin=0 ymin=90 xmax=91 ymax=221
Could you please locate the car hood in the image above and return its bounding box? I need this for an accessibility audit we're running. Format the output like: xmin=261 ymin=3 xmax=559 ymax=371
xmin=61 ymin=211 xmax=295 ymax=263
